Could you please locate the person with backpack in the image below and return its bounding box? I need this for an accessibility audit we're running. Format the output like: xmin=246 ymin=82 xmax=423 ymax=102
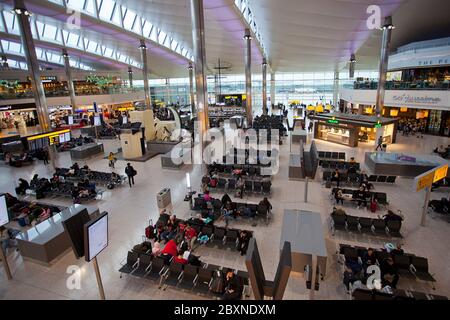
xmin=108 ymin=152 xmax=116 ymax=169
xmin=125 ymin=163 xmax=136 ymax=187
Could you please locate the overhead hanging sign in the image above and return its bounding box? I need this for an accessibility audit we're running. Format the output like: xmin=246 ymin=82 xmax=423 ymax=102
xmin=414 ymin=164 xmax=448 ymax=192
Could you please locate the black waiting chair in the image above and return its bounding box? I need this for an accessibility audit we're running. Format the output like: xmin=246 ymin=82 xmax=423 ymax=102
xmin=372 ymin=219 xmax=387 ymax=235
xmin=331 ymin=214 xmax=347 ymax=234
xmin=368 ymin=175 xmax=378 ymax=182
xmin=343 ymin=247 xmax=359 ymax=262
xmin=358 ymin=217 xmax=373 ymax=233
xmin=194 ymin=268 xmax=213 ymax=291
xmin=119 ymin=251 xmax=139 ymax=276
xmin=217 ymin=178 xmax=227 ymax=189
xmin=352 ymin=289 xmax=373 ymax=300
xmin=224 ymin=229 xmax=239 ymax=248
xmin=244 ymin=180 xmax=253 ymax=193
xmin=146 ymin=256 xmax=167 ymax=280
xmin=386 ymin=176 xmax=397 ymax=183
xmin=377 ymin=175 xmax=387 ymax=183
xmin=410 ymin=257 xmax=436 ymax=284
xmin=227 ymin=179 xmax=236 ymax=190
xmin=133 ymin=253 xmax=153 ymax=277
xmin=179 ymin=264 xmax=199 ymax=288
xmin=200 ymin=225 xmax=214 ymax=238
xmin=253 ymin=181 xmax=262 ymax=193
xmin=393 ymin=254 xmax=413 ymax=277
xmin=262 ymin=181 xmax=271 ymax=195
xmin=212 ymin=227 xmax=227 ymax=245
xmin=386 ymin=220 xmax=402 ymax=237
xmin=346 ymin=215 xmax=359 ymax=232
xmin=162 ymin=260 xmax=184 ymax=286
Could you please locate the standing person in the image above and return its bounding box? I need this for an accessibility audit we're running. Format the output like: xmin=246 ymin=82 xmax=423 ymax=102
xmin=108 ymin=152 xmax=116 ymax=169
xmin=308 ymin=121 xmax=313 ymax=133
xmin=42 ymin=147 xmax=49 ymax=165
xmin=375 ymin=135 xmax=383 ymax=151
xmin=125 ymin=163 xmax=136 ymax=188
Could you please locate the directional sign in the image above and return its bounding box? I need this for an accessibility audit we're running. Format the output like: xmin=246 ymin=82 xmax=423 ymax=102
xmin=433 ymin=164 xmax=448 ymax=183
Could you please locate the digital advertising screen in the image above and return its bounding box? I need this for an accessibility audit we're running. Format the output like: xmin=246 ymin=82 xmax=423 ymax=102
xmin=0 ymin=195 xmax=10 ymax=227
xmin=65 ymin=132 xmax=71 ymax=142
xmin=84 ymin=212 xmax=108 ymax=262
xmin=59 ymin=133 xmax=66 ymax=143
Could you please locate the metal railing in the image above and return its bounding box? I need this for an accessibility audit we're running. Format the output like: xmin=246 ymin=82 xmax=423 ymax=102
xmin=352 ymin=80 xmax=450 ymax=91
xmin=0 ymin=86 xmax=145 ymax=100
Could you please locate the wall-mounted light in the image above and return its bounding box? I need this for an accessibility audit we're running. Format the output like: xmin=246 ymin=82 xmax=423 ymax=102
xmin=13 ymin=8 xmax=32 ymax=16
xmin=187 ymin=64 xmax=193 ymax=71
xmin=243 ymin=34 xmax=252 ymax=40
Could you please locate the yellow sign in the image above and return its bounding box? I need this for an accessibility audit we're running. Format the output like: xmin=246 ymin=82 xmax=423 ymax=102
xmin=27 ymin=129 xmax=70 ymax=141
xmin=416 ymin=171 xmax=435 ymax=192
xmin=306 ymin=105 xmax=315 ymax=111
xmin=400 ymin=107 xmax=408 ymax=112
xmin=315 ymin=105 xmax=324 ymax=113
xmin=325 ymin=104 xmax=332 ymax=110
xmin=433 ymin=164 xmax=448 ymax=183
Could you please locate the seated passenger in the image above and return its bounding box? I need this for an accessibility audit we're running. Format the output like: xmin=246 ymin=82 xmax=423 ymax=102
xmin=362 ymin=248 xmax=376 ymax=268
xmin=174 ymin=252 xmax=189 ymax=265
xmin=353 ymin=186 xmax=367 ymax=209
xmin=15 ymin=178 xmax=30 ymax=195
xmin=380 ymin=257 xmax=399 ymax=289
xmin=382 ymin=210 xmax=403 ymax=223
xmin=223 ymin=269 xmax=242 ymax=300
xmin=334 ymin=188 xmax=344 ymax=205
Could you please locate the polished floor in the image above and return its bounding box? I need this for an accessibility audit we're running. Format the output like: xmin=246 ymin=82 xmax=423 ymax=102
xmin=0 ymin=120 xmax=449 ymax=300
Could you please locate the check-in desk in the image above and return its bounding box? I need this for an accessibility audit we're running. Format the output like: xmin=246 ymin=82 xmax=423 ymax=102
xmin=70 ymin=143 xmax=104 ymax=160
xmin=16 ymin=205 xmax=99 ymax=265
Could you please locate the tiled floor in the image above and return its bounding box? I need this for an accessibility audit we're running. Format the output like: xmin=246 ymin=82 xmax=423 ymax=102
xmin=0 ymin=121 xmax=449 ymax=300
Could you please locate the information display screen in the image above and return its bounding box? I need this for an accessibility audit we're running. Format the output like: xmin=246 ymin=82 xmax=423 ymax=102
xmin=0 ymin=195 xmax=9 ymax=227
xmin=94 ymin=115 xmax=101 ymax=126
xmin=84 ymin=212 xmax=108 ymax=262
xmin=68 ymin=115 xmax=74 ymax=125
xmin=65 ymin=132 xmax=71 ymax=142
xmin=59 ymin=133 xmax=66 ymax=143
xmin=122 ymin=116 xmax=128 ymax=124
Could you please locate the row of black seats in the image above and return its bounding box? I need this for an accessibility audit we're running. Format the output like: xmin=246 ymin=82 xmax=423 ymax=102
xmin=119 ymin=252 xmax=249 ymax=296
xmin=331 ymin=187 xmax=388 ymax=205
xmin=193 ymin=197 xmax=271 ymax=222
xmin=367 ymin=174 xmax=397 ymax=184
xmin=212 ymin=177 xmax=272 ymax=195
xmin=331 ymin=213 xmax=401 ymax=237
xmin=318 ymin=151 xmax=346 ymax=160
xmin=339 ymin=243 xmax=435 ymax=285
xmin=352 ymin=288 xmax=447 ymax=300
xmin=320 ymin=161 xmax=360 ymax=170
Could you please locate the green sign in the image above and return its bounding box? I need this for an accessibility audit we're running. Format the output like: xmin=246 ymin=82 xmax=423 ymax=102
xmin=327 ymin=119 xmax=339 ymax=124
xmin=374 ymin=123 xmax=382 ymax=128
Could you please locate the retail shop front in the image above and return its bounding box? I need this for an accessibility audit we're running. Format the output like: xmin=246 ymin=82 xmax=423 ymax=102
xmin=0 ymin=103 xmax=38 ymax=129
xmin=308 ymin=113 xmax=398 ymax=147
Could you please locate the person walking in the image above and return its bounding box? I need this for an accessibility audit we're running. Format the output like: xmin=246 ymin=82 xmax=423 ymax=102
xmin=42 ymin=148 xmax=49 ymax=165
xmin=125 ymin=163 xmax=136 ymax=188
xmin=108 ymin=152 xmax=116 ymax=169
xmin=375 ymin=135 xmax=384 ymax=151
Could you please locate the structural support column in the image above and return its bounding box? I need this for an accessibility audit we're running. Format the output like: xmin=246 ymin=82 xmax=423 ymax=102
xmin=244 ymin=28 xmax=252 ymax=126
xmin=188 ymin=62 xmax=195 ymax=116
xmin=139 ymin=40 xmax=152 ymax=109
xmin=165 ymin=78 xmax=170 ymax=105
xmin=333 ymin=71 xmax=339 ymax=108
xmin=128 ymin=67 xmax=133 ymax=88
xmin=62 ymin=49 xmax=76 ymax=113
xmin=349 ymin=54 xmax=356 ymax=79
xmin=1 ymin=56 xmax=8 ymax=68
xmin=262 ymin=59 xmax=268 ymax=115
xmin=375 ymin=16 xmax=394 ymax=116
xmin=190 ymin=0 xmax=209 ymax=163
xmin=14 ymin=0 xmax=50 ymax=132
xmin=270 ymin=72 xmax=275 ymax=107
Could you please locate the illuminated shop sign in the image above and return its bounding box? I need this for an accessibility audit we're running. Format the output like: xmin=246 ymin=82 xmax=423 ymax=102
xmin=327 ymin=119 xmax=339 ymax=124
xmin=392 ymin=94 xmax=441 ymax=105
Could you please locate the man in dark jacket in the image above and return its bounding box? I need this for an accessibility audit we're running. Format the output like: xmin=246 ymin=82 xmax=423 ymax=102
xmin=125 ymin=163 xmax=136 ymax=188
xmin=223 ymin=269 xmax=242 ymax=300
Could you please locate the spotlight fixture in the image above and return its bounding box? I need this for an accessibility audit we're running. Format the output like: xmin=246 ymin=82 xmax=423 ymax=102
xmin=243 ymin=34 xmax=252 ymax=40
xmin=13 ymin=8 xmax=32 ymax=16
xmin=262 ymin=60 xmax=268 ymax=67
xmin=187 ymin=64 xmax=193 ymax=70
xmin=138 ymin=43 xmax=147 ymax=49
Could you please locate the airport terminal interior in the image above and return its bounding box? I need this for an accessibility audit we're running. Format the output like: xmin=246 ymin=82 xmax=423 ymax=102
xmin=0 ymin=0 xmax=450 ymax=301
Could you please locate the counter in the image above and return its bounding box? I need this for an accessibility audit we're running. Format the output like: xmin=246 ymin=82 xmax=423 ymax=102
xmin=70 ymin=142 xmax=104 ymax=160
xmin=16 ymin=204 xmax=99 ymax=265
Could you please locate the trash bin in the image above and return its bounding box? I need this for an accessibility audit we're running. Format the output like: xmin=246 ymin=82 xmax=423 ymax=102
xmin=157 ymin=188 xmax=171 ymax=209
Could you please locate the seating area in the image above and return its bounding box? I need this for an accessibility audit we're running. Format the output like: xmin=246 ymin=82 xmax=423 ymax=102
xmin=352 ymin=288 xmax=447 ymax=300
xmin=208 ymin=163 xmax=272 ymax=176
xmin=330 ymin=212 xmax=402 ymax=238
xmin=339 ymin=244 xmax=437 ymax=290
xmin=320 ymin=161 xmax=360 ymax=170
xmin=54 ymin=167 xmax=126 ymax=188
xmin=206 ymin=174 xmax=272 ymax=196
xmin=330 ymin=187 xmax=388 ymax=206
xmin=119 ymin=249 xmax=249 ymax=297
xmin=367 ymin=174 xmax=398 ymax=184
xmin=192 ymin=196 xmax=272 ymax=224
xmin=318 ymin=151 xmax=346 ymax=161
